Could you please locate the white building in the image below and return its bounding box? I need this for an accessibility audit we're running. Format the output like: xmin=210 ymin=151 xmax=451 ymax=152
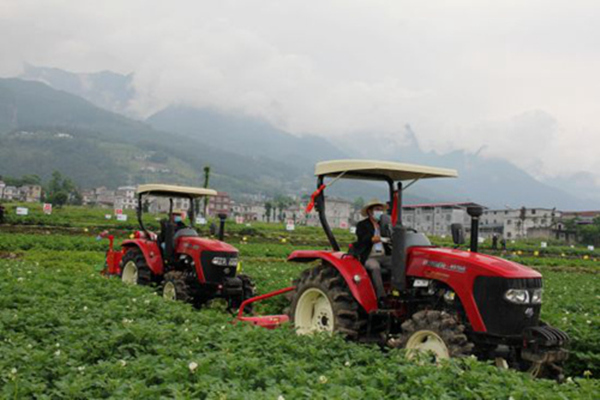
xmin=148 ymin=196 xmax=191 ymax=214
xmin=401 ymin=202 xmax=484 ymax=237
xmin=1 ymin=186 xmax=18 ymax=201
xmin=232 ymin=201 xmax=268 ymax=222
xmin=114 ymin=186 xmax=138 ymax=210
xmin=305 ymin=197 xmax=353 ymax=229
xmin=481 ymin=208 xmax=560 ymax=239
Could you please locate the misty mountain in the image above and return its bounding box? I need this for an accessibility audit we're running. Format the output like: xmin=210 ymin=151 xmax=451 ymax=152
xmin=147 ymin=106 xmax=347 ymax=170
xmin=19 ymin=64 xmax=136 ymax=117
xmin=0 ymin=78 xmax=306 ymax=195
xmin=541 ymin=172 xmax=600 ymax=205
xmin=340 ymin=127 xmax=598 ymax=210
xmin=5 ymin=65 xmax=597 ymax=210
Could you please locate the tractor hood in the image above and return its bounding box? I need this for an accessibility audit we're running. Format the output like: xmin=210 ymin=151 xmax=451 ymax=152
xmin=178 ymin=237 xmax=238 ymax=253
xmin=408 ymin=247 xmax=541 ymax=279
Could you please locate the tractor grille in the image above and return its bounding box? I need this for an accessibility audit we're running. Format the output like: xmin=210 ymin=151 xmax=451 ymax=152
xmin=200 ymin=251 xmax=238 ymax=283
xmin=473 ymin=277 xmax=542 ymax=336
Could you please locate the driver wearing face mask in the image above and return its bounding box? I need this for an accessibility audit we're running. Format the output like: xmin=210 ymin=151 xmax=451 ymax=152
xmin=172 ymin=212 xmax=186 ymax=230
xmin=352 ymin=199 xmax=391 ymax=302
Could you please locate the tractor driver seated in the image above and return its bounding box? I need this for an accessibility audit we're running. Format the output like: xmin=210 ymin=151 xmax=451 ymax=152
xmin=158 ymin=211 xmax=190 ymax=253
xmin=352 ymin=199 xmax=391 ymax=303
xmin=172 ymin=211 xmax=186 ymax=231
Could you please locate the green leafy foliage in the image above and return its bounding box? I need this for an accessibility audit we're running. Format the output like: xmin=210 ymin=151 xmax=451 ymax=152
xmin=1 ymin=254 xmax=599 ymax=399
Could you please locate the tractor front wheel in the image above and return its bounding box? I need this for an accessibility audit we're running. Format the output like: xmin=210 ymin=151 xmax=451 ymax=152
xmin=289 ymin=263 xmax=365 ymax=339
xmin=229 ymin=274 xmax=256 ymax=314
xmin=161 ymin=271 xmax=193 ymax=303
xmin=120 ymin=248 xmax=153 ymax=286
xmin=391 ymin=310 xmax=473 ymax=362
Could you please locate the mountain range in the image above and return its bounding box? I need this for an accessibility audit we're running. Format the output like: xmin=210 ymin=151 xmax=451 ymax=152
xmin=0 ymin=65 xmax=596 ymax=210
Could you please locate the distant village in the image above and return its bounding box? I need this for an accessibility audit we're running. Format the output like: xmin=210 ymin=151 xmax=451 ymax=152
xmin=1 ymin=180 xmax=598 ymax=242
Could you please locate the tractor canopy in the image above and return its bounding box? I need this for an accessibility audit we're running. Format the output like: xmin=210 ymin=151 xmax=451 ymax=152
xmin=137 ymin=184 xmax=218 ymax=198
xmin=310 ymin=160 xmax=458 ymax=251
xmin=315 ymin=159 xmax=458 ymax=182
xmin=135 ymin=184 xmax=218 ymax=234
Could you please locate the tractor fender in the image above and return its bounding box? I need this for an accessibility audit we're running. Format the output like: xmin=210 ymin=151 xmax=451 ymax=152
xmin=121 ymin=239 xmax=164 ymax=275
xmin=288 ymin=250 xmax=378 ymax=313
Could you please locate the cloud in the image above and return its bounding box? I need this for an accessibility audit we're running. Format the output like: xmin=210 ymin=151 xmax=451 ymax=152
xmin=1 ymin=0 xmax=600 ymax=180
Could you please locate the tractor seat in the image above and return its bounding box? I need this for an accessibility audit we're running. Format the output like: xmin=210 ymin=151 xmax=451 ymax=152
xmin=174 ymin=228 xmax=199 ymax=240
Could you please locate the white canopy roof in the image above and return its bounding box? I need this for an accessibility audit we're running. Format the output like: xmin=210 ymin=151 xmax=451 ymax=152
xmin=137 ymin=184 xmax=218 ymax=198
xmin=315 ymin=159 xmax=458 ymax=181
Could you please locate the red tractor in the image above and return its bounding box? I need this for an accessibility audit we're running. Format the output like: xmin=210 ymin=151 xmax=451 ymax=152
xmin=103 ymin=184 xmax=254 ymax=310
xmin=283 ymin=160 xmax=569 ymax=378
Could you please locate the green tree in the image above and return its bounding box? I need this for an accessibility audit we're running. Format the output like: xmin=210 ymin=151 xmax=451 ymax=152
xmin=203 ymin=165 xmax=211 ymax=216
xmin=353 ymin=197 xmax=365 ymax=211
xmin=265 ymin=201 xmax=273 ymax=223
xmin=45 ymin=171 xmax=82 ymax=207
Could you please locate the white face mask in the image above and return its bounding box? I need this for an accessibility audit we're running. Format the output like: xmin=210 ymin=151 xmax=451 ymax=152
xmin=372 ymin=210 xmax=384 ymax=220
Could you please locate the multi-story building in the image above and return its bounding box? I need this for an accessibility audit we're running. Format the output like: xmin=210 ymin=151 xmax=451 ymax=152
xmin=305 ymin=197 xmax=352 ymax=228
xmin=95 ymin=187 xmax=117 ymax=208
xmin=114 ymin=186 xmax=138 ymax=210
xmin=148 ymin=196 xmax=191 ymax=214
xmin=401 ymin=202 xmax=483 ymax=237
xmin=18 ymin=185 xmax=43 ymax=203
xmin=1 ymin=186 xmax=18 ymax=201
xmin=207 ymin=192 xmax=231 ymax=217
xmin=232 ymin=201 xmax=268 ymax=222
xmin=561 ymin=210 xmax=600 ymax=225
xmin=481 ymin=208 xmax=560 ymax=239
xmin=0 ymin=183 xmax=42 ymax=203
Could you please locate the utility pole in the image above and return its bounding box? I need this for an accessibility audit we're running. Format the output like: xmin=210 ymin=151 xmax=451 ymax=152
xmin=203 ymin=165 xmax=211 ymax=216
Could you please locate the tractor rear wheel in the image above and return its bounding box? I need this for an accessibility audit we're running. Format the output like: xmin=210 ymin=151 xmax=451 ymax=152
xmin=289 ymin=263 xmax=365 ymax=339
xmin=120 ymin=248 xmax=153 ymax=286
xmin=161 ymin=271 xmax=192 ymax=303
xmin=391 ymin=310 xmax=473 ymax=362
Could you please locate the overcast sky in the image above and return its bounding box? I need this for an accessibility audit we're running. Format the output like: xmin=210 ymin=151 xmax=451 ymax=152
xmin=1 ymin=0 xmax=599 ymax=183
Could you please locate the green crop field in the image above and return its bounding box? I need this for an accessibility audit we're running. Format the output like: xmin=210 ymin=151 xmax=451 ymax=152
xmin=1 ymin=205 xmax=600 ymax=398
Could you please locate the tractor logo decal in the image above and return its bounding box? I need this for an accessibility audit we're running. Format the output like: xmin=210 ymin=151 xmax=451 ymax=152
xmin=424 ymin=260 xmax=466 ymax=273
xmin=525 ymin=307 xmax=535 ymax=318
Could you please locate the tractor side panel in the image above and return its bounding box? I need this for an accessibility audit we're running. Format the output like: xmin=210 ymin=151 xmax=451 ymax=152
xmin=175 ymin=241 xmax=206 ymax=283
xmin=121 ymin=239 xmax=164 ymax=275
xmin=406 ymin=248 xmax=486 ymax=332
xmin=288 ymin=250 xmax=378 ymax=313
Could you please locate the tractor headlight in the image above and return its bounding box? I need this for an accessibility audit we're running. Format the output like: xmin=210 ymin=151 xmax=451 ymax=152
xmin=228 ymin=258 xmax=239 ymax=267
xmin=212 ymin=257 xmax=228 ymax=266
xmin=531 ymin=288 xmax=543 ymax=304
xmin=504 ymin=289 xmax=530 ymax=304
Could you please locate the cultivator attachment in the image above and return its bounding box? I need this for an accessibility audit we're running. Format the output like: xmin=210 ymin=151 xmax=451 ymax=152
xmin=98 ymin=232 xmax=123 ymax=276
xmin=235 ymin=286 xmax=294 ymax=329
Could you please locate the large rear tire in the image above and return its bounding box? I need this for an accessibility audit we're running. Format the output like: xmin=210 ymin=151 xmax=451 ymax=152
xmin=391 ymin=310 xmax=474 ymax=361
xmin=289 ymin=263 xmax=365 ymax=339
xmin=120 ymin=248 xmax=153 ymax=286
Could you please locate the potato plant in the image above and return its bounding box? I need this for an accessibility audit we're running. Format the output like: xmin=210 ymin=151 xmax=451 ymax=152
xmin=1 ymin=254 xmax=599 ymax=399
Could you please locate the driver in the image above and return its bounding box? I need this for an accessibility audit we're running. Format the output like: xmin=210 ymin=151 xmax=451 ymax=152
xmin=171 ymin=211 xmax=187 ymax=232
xmin=352 ymin=199 xmax=391 ymax=302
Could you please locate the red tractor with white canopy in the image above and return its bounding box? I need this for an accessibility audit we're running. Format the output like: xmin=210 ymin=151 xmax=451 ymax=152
xmin=279 ymin=160 xmax=569 ymax=378
xmin=102 ymin=184 xmax=254 ymax=310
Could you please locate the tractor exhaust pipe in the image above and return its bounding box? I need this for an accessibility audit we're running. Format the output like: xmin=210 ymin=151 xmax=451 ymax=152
xmin=467 ymin=206 xmax=483 ymax=253
xmin=217 ymin=213 xmax=227 ymax=241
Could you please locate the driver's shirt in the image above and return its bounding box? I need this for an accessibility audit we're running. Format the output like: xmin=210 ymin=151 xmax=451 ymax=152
xmin=369 ymin=225 xmax=385 ymax=257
